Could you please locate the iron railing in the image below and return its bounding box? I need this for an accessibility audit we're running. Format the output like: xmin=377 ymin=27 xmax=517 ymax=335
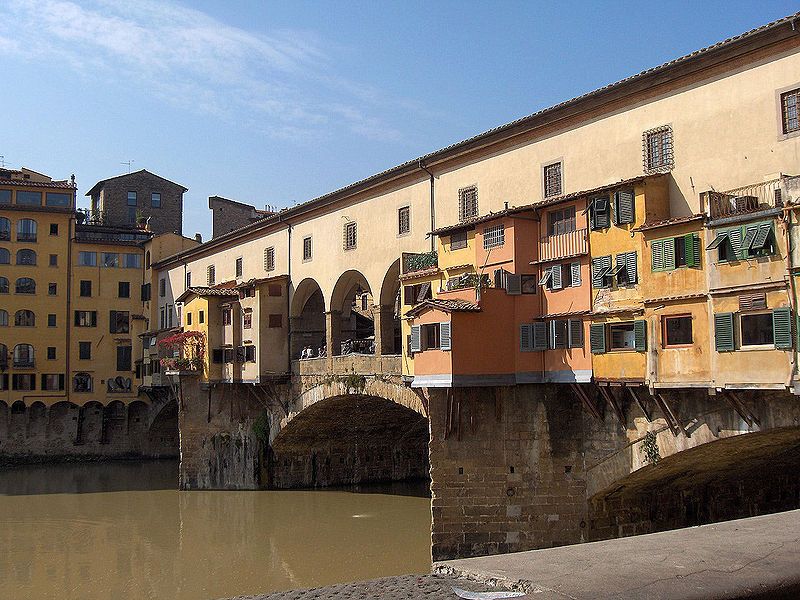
xmin=704 ymin=179 xmax=783 ymax=219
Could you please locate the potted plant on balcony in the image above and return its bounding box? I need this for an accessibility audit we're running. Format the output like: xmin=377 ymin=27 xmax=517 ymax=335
xmin=158 ymin=331 xmax=206 ymax=375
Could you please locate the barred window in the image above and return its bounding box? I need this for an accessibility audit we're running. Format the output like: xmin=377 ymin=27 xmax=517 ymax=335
xmin=235 ymin=257 xmax=243 ymax=278
xmin=483 ymin=224 xmax=505 ymax=249
xmin=543 ymin=162 xmax=562 ymax=198
xmin=343 ymin=221 xmax=357 ymax=250
xmin=398 ymin=206 xmax=410 ymax=235
xmin=450 ymin=231 xmax=468 ymax=250
xmin=781 ymin=88 xmax=799 ymax=134
xmin=303 ymin=236 xmax=312 ymax=261
xmin=243 ymin=312 xmax=252 ymax=329
xmin=458 ymin=186 xmax=478 ymax=222
xmin=643 ymin=125 xmax=674 ymax=171
xmin=264 ymin=247 xmax=275 ymax=271
xmin=207 ymin=264 xmax=215 ymax=285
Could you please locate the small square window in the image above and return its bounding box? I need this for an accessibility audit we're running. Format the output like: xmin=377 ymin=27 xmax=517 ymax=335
xmin=47 ymin=347 xmax=56 ymax=360
xmin=740 ymin=313 xmax=774 ymax=347
xmin=450 ymin=231 xmax=468 ymax=250
xmin=609 ymin=323 xmax=636 ymax=350
xmin=127 ymin=191 xmax=137 ymax=206
xmin=543 ymin=162 xmax=562 ymax=198
xmin=664 ymin=315 xmax=692 ymax=347
xmin=303 ymin=236 xmax=312 ymax=261
xmin=781 ymin=88 xmax=799 ymax=134
xmin=269 ymin=314 xmax=282 ymax=328
xmin=398 ymin=206 xmax=410 ymax=235
xmin=80 ymin=280 xmax=92 ymax=297
xmin=48 ymin=283 xmax=57 ymax=296
xmin=151 ymin=192 xmax=161 ymax=208
xmin=47 ymin=314 xmax=56 ymax=327
xmin=49 ymin=223 xmax=58 ymax=236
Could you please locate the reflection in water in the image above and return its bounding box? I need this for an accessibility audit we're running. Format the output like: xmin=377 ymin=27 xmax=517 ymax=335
xmin=0 ymin=461 xmax=432 ymax=600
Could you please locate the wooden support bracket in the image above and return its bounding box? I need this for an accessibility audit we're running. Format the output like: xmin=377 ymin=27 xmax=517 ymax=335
xmin=598 ymin=385 xmax=625 ymax=424
xmin=570 ymin=383 xmax=603 ymax=420
xmin=652 ymin=392 xmax=687 ymax=437
xmin=627 ymin=386 xmax=652 ymax=422
xmin=724 ymin=391 xmax=761 ymax=428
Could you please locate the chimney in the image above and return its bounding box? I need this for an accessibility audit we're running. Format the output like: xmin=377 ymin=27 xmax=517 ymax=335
xmin=195 ymin=233 xmax=202 ymax=243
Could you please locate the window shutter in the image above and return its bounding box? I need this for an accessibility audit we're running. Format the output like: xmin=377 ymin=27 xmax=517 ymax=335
xmin=614 ymin=190 xmax=635 ymax=224
xmin=506 ymin=273 xmax=522 ymax=295
xmin=410 ymin=325 xmax=421 ymax=353
xmin=532 ymin=322 xmax=548 ymax=351
xmin=714 ymin=312 xmax=735 ymax=352
xmin=440 ymin=322 xmax=452 ymax=351
xmin=494 ymin=268 xmax=506 ymax=289
xmin=591 ymin=258 xmax=604 ymax=288
xmin=683 ymin=233 xmax=696 ymax=267
xmin=520 ymin=324 xmax=532 ymax=352
xmin=109 ymin=310 xmax=117 ymax=333
xmin=691 ymin=234 xmax=701 ymax=267
xmin=548 ymin=321 xmax=556 ymax=350
xmin=59 ymin=374 xmax=65 ymax=390
xmin=728 ymin=227 xmax=743 ymax=260
xmin=626 ymin=252 xmax=637 ymax=284
xmin=651 ymin=240 xmax=664 ymax=271
xmin=569 ymin=319 xmax=584 ymax=348
xmin=751 ymin=222 xmax=772 ymax=251
xmin=634 ymin=320 xmax=647 ymax=351
xmin=590 ymin=323 xmax=606 ymax=354
xmin=570 ymin=262 xmax=581 ymax=286
xmin=550 ymin=265 xmax=562 ymax=290
xmin=416 ymin=282 xmax=431 ymax=303
xmin=773 ymin=307 xmax=792 ymax=350
xmin=663 ymin=238 xmax=676 ymax=271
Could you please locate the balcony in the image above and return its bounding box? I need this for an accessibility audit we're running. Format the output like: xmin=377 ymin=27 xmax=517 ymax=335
xmin=538 ymin=228 xmax=588 ymax=263
xmin=704 ymin=179 xmax=786 ymax=220
xmin=402 ymin=251 xmax=438 ymax=275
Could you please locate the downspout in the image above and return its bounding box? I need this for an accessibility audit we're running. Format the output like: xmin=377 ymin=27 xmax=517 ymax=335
xmin=419 ymin=160 xmax=435 ymax=252
xmin=285 ymin=217 xmax=292 ymax=376
xmin=66 ymin=205 xmax=75 ymax=402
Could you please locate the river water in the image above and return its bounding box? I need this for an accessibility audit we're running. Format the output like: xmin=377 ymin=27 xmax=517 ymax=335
xmin=0 ymin=460 xmax=432 ymax=600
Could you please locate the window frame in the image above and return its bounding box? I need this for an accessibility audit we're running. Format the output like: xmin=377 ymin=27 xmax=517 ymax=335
xmin=643 ymin=125 xmax=674 ymax=172
xmin=482 ymin=224 xmax=505 ymax=249
xmin=398 ymin=206 xmax=411 ymax=236
xmin=235 ymin=256 xmax=244 ymax=278
xmin=343 ymin=221 xmax=357 ymax=251
xmin=458 ymin=185 xmax=478 ymax=222
xmin=608 ymin=322 xmax=637 ymax=352
xmin=662 ymin=314 xmax=693 ymax=348
xmin=127 ymin=191 xmax=137 ymax=206
xmin=151 ymin=192 xmax=161 ymax=208
xmin=543 ymin=161 xmax=563 ymax=198
xmin=303 ymin=236 xmax=313 ymax=261
xmin=739 ymin=311 xmax=775 ymax=350
xmin=779 ymin=87 xmax=799 ymax=136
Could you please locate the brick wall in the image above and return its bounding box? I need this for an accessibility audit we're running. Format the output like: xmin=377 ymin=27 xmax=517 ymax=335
xmin=92 ymin=171 xmax=184 ymax=235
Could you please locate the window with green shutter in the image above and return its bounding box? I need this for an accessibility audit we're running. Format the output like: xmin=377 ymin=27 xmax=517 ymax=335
xmin=568 ymin=319 xmax=584 ymax=348
xmin=590 ymin=196 xmax=610 ymax=230
xmin=714 ymin=312 xmax=735 ymax=352
xmin=652 ymin=234 xmax=701 ymax=271
xmin=614 ymin=190 xmax=635 ymax=225
xmin=772 ymin=307 xmax=792 ymax=350
xmin=590 ymin=323 xmax=606 ymax=354
xmin=634 ymin=320 xmax=647 ymax=352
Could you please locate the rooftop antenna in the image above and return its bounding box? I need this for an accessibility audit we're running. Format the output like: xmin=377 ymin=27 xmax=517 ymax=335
xmin=121 ymin=159 xmax=134 ymax=173
xmin=0 ymin=156 xmax=6 ymax=168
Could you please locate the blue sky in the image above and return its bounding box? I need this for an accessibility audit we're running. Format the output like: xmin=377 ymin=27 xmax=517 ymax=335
xmin=1 ymin=0 xmax=797 ymax=239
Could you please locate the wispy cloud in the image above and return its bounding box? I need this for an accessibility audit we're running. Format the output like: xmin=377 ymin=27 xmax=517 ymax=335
xmin=3 ymin=0 xmax=405 ymax=141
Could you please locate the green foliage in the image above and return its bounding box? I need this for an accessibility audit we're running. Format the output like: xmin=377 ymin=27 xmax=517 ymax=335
xmin=641 ymin=430 xmax=661 ymax=465
xmin=252 ymin=411 xmax=269 ymax=445
xmin=405 ymin=251 xmax=438 ymax=273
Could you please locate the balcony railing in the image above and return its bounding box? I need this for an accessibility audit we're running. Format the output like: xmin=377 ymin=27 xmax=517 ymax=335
xmin=538 ymin=228 xmax=588 ymax=262
xmin=13 ymin=360 xmax=34 ymax=368
xmin=704 ymin=179 xmax=783 ymax=220
xmin=16 ymin=233 xmax=36 ymax=242
xmin=402 ymin=251 xmax=438 ymax=275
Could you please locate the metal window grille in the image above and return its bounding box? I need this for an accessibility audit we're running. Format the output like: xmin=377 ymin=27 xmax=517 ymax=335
xmin=782 ymin=89 xmax=799 ymax=134
xmin=483 ymin=224 xmax=505 ymax=249
xmin=450 ymin=231 xmax=468 ymax=250
xmin=264 ymin=247 xmax=275 ymax=271
xmin=643 ymin=125 xmax=674 ymax=172
xmin=543 ymin=162 xmax=562 ymax=198
xmin=235 ymin=257 xmax=243 ymax=278
xmin=243 ymin=313 xmax=252 ymax=329
xmin=207 ymin=265 xmax=215 ymax=285
xmin=303 ymin=237 xmax=312 ymax=260
xmin=343 ymin=222 xmax=357 ymax=250
xmin=458 ymin=186 xmax=478 ymax=222
xmin=398 ymin=206 xmax=410 ymax=234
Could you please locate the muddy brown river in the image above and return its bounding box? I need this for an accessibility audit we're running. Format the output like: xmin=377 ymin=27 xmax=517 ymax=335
xmin=0 ymin=460 xmax=432 ymax=600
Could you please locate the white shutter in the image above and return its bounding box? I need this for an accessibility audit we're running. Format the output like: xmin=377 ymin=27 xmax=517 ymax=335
xmin=570 ymin=262 xmax=581 ymax=286
xmin=551 ymin=265 xmax=562 ymax=290
xmin=440 ymin=322 xmax=451 ymax=351
xmin=410 ymin=325 xmax=421 ymax=353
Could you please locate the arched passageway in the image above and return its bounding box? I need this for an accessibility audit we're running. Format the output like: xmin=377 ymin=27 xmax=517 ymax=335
xmin=588 ymin=426 xmax=800 ymax=541
xmin=329 ymin=270 xmax=374 ymax=356
xmin=269 ymin=394 xmax=429 ymax=488
xmin=377 ymin=259 xmax=401 ymax=355
xmin=290 ymin=278 xmax=327 ymax=359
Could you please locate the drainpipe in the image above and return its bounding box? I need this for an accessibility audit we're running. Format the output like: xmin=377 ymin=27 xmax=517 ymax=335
xmin=284 ymin=216 xmax=292 ymax=376
xmin=419 ymin=160 xmax=435 ymax=252
xmin=66 ymin=207 xmax=74 ymax=402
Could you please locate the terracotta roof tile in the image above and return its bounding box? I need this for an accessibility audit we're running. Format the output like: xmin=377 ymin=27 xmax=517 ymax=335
xmin=635 ymin=214 xmax=705 ymax=231
xmin=405 ymin=298 xmax=480 ymax=317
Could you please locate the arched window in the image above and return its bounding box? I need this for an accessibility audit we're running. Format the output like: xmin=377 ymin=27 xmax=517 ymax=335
xmin=13 ymin=344 xmax=34 ymax=367
xmin=145 ymin=251 xmax=151 ymax=269
xmin=15 ymin=277 xmax=35 ymax=294
xmin=14 ymin=310 xmax=35 ymax=327
xmin=0 ymin=310 xmax=7 ymax=326
xmin=16 ymin=249 xmax=36 ymax=265
xmin=0 ymin=248 xmax=9 ymax=264
xmin=0 ymin=343 xmax=7 ymax=368
xmin=16 ymin=219 xmax=37 ymax=242
xmin=0 ymin=276 xmax=7 ymax=293
xmin=73 ymin=372 xmax=93 ymax=392
xmin=0 ymin=217 xmax=9 ymax=241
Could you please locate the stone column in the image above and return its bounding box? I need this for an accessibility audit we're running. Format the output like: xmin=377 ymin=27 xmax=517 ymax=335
xmin=325 ymin=310 xmax=342 ymax=362
xmin=371 ymin=305 xmax=397 ymax=356
xmin=288 ymin=316 xmax=302 ymax=360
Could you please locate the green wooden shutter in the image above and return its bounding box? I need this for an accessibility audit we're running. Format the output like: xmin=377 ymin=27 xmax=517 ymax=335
xmin=663 ymin=238 xmax=676 ymax=271
xmin=569 ymin=319 xmax=584 ymax=348
xmin=590 ymin=323 xmax=606 ymax=354
xmin=614 ymin=190 xmax=635 ymax=224
xmin=651 ymin=240 xmax=665 ymax=271
xmin=634 ymin=320 xmax=647 ymax=352
xmin=692 ymin=233 xmax=701 ymax=267
xmin=773 ymin=307 xmax=793 ymax=350
xmin=684 ymin=233 xmax=696 ymax=267
xmin=591 ymin=258 xmax=604 ymax=288
xmin=714 ymin=313 xmax=735 ymax=352
xmin=728 ymin=227 xmax=743 ymax=260
xmin=532 ymin=322 xmax=548 ymax=351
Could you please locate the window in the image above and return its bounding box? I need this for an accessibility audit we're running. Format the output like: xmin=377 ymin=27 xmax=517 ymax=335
xmin=223 ymin=347 xmax=234 ymax=363
xmin=127 ymin=191 xmax=137 ymax=206
xmin=245 ymin=345 xmax=256 ymax=362
xmin=80 ymin=280 xmax=92 ymax=297
xmin=212 ymin=349 xmax=223 ymax=364
xmin=141 ymin=283 xmax=151 ymax=301
xmin=269 ymin=314 xmax=282 ymax=328
xmin=15 ymin=310 xmax=35 ymax=327
xmin=46 ymin=192 xmax=70 ymax=207
xmin=207 ymin=264 xmax=216 ymax=285
xmin=13 ymin=374 xmax=36 ymax=390
xmin=547 ymin=206 xmax=576 ymax=236
xmin=613 ymin=190 xmax=635 ymax=225
xmin=0 ymin=190 xmax=9 ymax=205
xmin=151 ymin=192 xmax=161 ymax=207
xmin=303 ymin=236 xmax=312 ymax=261
xmin=613 ymin=252 xmax=637 ymax=286
xmin=15 ymin=277 xmax=35 ymax=294
xmin=199 ymin=310 xmax=205 ymax=324
xmin=13 ymin=344 xmax=35 ymax=367
xmin=159 ymin=278 xmax=166 ymax=297
xmin=49 ymin=223 xmax=58 ymax=236
xmin=643 ymin=125 xmax=674 ymax=171
xmin=403 ymin=281 xmax=432 ymax=305
xmin=707 ymin=222 xmax=774 ymax=262
xmin=185 ymin=312 xmax=193 ymax=326
xmin=423 ymin=323 xmax=440 ymax=350
xmin=458 ymin=186 xmax=478 ymax=222
xmin=116 ymin=346 xmax=132 ymax=371
xmin=47 ymin=347 xmax=56 ymax=360
xmin=664 ymin=315 xmax=692 ymax=347
xmin=102 ymin=253 xmax=119 ymax=268
xmin=741 ymin=313 xmax=775 ymax=347
xmin=49 ymin=254 xmax=57 ymax=266
xmin=0 ymin=248 xmax=8 ymax=264
xmin=74 ymin=311 xmax=97 ymax=327
xmin=123 ymin=253 xmax=141 ymax=268
xmin=264 ymin=247 xmax=275 ymax=271
xmin=73 ymin=372 xmax=92 ymax=392
xmin=591 ymin=256 xmax=613 ymax=289
xmin=167 ymin=305 xmax=173 ymax=328
xmin=781 ymin=88 xmax=799 ymax=134
xmin=145 ymin=252 xmax=151 ymax=269
xmin=78 ymin=251 xmax=97 ymax=266
xmin=652 ymin=234 xmax=701 ymax=271
xmin=128 ymin=206 xmax=137 ymax=224
xmin=110 ymin=311 xmax=130 ymax=333
xmin=118 ymin=281 xmax=130 ymax=298
xmin=185 ymin=272 xmax=192 ymax=289
xmin=0 ymin=310 xmax=6 ymax=326
xmin=16 ymin=191 xmax=42 ymax=206
xmin=268 ymin=284 xmax=282 ymax=296
xmin=48 ymin=283 xmax=56 ymax=295
xmin=521 ymin=274 xmax=538 ymax=294
xmin=47 ymin=314 xmax=56 ymax=327
xmin=543 ymin=162 xmax=562 ymax=198
xmin=235 ymin=256 xmax=243 ymax=278
xmin=610 ymin=323 xmax=636 ymax=350
xmin=0 ymin=276 xmax=7 ymax=293
xmin=716 ymin=308 xmax=792 ymax=351
xmin=240 ymin=286 xmax=255 ymax=298
xmin=448 ymin=231 xmax=467 ymax=250
xmin=483 ymin=224 xmax=505 ymax=249
xmin=17 ymin=218 xmax=37 ymax=241
xmin=42 ymin=374 xmax=64 ymax=391
xmin=159 ymin=306 xmax=166 ymax=329
xmin=590 ymin=321 xmax=647 ymax=354
xmin=398 ymin=206 xmax=410 ymax=235
xmin=343 ymin=222 xmax=357 ymax=250
xmin=243 ymin=312 xmax=252 ymax=329
xmin=589 ymin=196 xmax=610 ymax=230
xmin=222 ymin=308 xmax=232 ymax=326
xmin=0 ymin=217 xmax=9 ymax=240
xmin=16 ymin=249 xmax=36 ymax=265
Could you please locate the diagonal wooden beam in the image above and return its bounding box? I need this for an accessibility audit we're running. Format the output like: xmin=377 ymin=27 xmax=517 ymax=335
xmin=652 ymin=392 xmax=687 ymax=437
xmin=627 ymin=386 xmax=652 ymax=422
xmin=724 ymin=391 xmax=761 ymax=428
xmin=570 ymin=383 xmax=603 ymax=420
xmin=598 ymin=385 xmax=625 ymax=424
